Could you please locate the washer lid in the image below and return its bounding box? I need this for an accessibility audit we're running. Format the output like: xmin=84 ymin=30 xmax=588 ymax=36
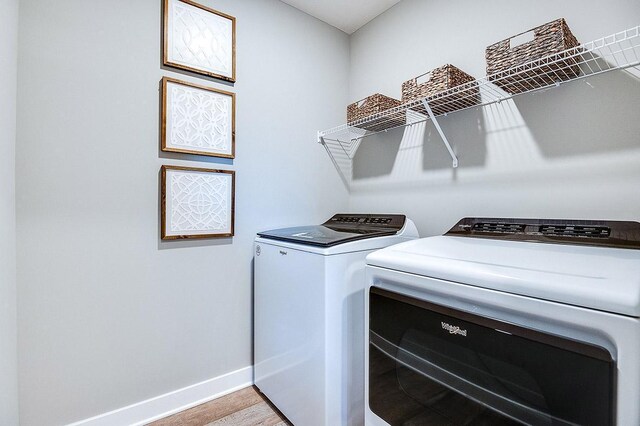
xmin=257 ymin=214 xmax=406 ymax=247
xmin=257 ymin=225 xmax=396 ymax=247
xmin=366 ymin=235 xmax=640 ymax=317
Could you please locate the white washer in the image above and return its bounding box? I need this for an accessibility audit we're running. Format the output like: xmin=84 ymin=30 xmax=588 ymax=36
xmin=365 ymin=218 xmax=640 ymax=426
xmin=254 ymin=214 xmax=418 ymax=426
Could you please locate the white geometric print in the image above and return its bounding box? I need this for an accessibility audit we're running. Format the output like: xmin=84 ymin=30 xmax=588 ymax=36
xmin=167 ymin=0 xmax=233 ymax=78
xmin=166 ymin=80 xmax=232 ymax=156
xmin=167 ymin=169 xmax=232 ymax=236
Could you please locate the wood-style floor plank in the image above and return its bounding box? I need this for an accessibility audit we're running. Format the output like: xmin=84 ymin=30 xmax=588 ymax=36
xmin=205 ymin=401 xmax=281 ymax=425
xmin=148 ymin=386 xmax=291 ymax=426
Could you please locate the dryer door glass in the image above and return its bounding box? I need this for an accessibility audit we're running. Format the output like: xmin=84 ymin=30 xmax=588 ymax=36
xmin=368 ymin=287 xmax=614 ymax=426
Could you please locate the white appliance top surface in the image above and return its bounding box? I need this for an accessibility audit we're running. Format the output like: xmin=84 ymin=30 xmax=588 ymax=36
xmin=256 ymin=227 xmax=416 ymax=256
xmin=366 ymin=236 xmax=640 ymax=317
xmin=256 ymin=215 xmax=419 ymax=255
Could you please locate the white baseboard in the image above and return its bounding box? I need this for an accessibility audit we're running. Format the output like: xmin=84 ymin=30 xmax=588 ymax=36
xmin=67 ymin=366 xmax=254 ymax=426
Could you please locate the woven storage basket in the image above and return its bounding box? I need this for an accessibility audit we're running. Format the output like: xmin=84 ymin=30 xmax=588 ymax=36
xmin=347 ymin=94 xmax=404 ymax=131
xmin=486 ymin=18 xmax=581 ymax=94
xmin=401 ymin=64 xmax=480 ymax=115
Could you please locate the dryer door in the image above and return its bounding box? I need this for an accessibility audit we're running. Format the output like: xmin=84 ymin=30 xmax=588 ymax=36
xmin=368 ymin=287 xmax=615 ymax=426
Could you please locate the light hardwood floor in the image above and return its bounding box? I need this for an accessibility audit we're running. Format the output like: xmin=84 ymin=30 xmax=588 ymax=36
xmin=149 ymin=386 xmax=291 ymax=426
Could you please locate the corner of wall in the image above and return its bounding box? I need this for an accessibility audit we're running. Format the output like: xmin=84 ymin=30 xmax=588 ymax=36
xmin=0 ymin=0 xmax=20 ymax=423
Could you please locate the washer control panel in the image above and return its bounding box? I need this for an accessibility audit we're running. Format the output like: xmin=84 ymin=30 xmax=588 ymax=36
xmin=326 ymin=214 xmax=405 ymax=230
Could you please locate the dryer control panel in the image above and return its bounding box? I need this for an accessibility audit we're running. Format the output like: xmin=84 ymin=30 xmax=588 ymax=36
xmin=447 ymin=217 xmax=640 ymax=250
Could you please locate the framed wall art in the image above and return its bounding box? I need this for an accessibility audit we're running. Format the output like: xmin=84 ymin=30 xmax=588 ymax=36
xmin=161 ymin=77 xmax=235 ymax=158
xmin=163 ymin=0 xmax=236 ymax=82
xmin=161 ymin=165 xmax=235 ymax=240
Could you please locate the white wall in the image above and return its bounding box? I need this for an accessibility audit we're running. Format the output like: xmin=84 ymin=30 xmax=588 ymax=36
xmin=348 ymin=0 xmax=640 ymax=236
xmin=0 ymin=0 xmax=19 ymax=423
xmin=16 ymin=0 xmax=349 ymax=424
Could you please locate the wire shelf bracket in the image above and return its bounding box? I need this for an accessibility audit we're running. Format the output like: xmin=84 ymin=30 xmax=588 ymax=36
xmin=421 ymin=99 xmax=458 ymax=168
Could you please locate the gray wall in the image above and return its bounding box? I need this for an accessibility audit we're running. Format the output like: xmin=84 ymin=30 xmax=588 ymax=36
xmin=15 ymin=0 xmax=640 ymax=423
xmin=0 ymin=0 xmax=19 ymax=423
xmin=348 ymin=0 xmax=640 ymax=235
xmin=16 ymin=0 xmax=349 ymax=424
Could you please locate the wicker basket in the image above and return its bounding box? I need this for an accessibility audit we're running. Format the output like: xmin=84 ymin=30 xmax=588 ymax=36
xmin=486 ymin=18 xmax=581 ymax=94
xmin=347 ymin=94 xmax=404 ymax=131
xmin=402 ymin=64 xmax=480 ymax=115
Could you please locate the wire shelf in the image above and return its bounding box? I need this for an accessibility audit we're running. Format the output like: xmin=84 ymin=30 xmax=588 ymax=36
xmin=319 ymin=25 xmax=640 ymax=149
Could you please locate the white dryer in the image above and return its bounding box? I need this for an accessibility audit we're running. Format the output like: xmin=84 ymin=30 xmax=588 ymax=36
xmin=254 ymin=214 xmax=418 ymax=426
xmin=365 ymin=217 xmax=640 ymax=426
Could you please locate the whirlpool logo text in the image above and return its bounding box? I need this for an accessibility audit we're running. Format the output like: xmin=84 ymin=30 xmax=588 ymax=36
xmin=441 ymin=322 xmax=468 ymax=337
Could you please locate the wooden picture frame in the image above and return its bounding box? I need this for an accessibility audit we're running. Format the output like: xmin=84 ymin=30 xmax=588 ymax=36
xmin=161 ymin=165 xmax=235 ymax=240
xmin=163 ymin=0 xmax=236 ymax=82
xmin=161 ymin=77 xmax=236 ymax=158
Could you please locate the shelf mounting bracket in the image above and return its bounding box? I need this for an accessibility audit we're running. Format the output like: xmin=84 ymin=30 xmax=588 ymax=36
xmin=421 ymin=99 xmax=459 ymax=168
xmin=317 ymin=131 xmax=325 ymax=144
xmin=317 ymin=131 xmax=350 ymax=188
